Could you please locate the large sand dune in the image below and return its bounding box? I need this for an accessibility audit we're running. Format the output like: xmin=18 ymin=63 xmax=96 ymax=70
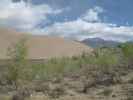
xmin=0 ymin=28 xmax=92 ymax=59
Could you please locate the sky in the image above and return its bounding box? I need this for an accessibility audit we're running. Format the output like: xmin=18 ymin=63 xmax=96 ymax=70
xmin=0 ymin=0 xmax=133 ymax=42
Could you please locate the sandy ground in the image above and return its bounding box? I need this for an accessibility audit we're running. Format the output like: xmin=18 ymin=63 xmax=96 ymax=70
xmin=0 ymin=28 xmax=92 ymax=59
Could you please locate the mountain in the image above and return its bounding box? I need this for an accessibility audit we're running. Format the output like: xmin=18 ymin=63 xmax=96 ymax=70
xmin=0 ymin=28 xmax=93 ymax=59
xmin=82 ymin=38 xmax=120 ymax=48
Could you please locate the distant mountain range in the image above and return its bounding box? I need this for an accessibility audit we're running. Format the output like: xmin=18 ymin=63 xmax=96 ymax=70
xmin=82 ymin=38 xmax=121 ymax=48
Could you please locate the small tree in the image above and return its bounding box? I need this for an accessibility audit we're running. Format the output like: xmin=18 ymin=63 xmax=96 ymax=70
xmin=7 ymin=38 xmax=28 ymax=89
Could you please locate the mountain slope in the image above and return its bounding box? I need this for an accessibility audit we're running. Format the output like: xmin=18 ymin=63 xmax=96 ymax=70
xmin=0 ymin=28 xmax=93 ymax=59
xmin=82 ymin=38 xmax=120 ymax=48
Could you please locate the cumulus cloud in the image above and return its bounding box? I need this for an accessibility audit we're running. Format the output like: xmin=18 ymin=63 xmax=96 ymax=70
xmin=40 ymin=19 xmax=133 ymax=42
xmin=31 ymin=6 xmax=132 ymax=42
xmin=36 ymin=5 xmax=133 ymax=42
xmin=0 ymin=0 xmax=64 ymax=31
xmin=0 ymin=2 xmax=133 ymax=42
xmin=81 ymin=6 xmax=104 ymax=22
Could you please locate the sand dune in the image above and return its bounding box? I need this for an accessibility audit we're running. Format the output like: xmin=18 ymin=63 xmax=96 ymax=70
xmin=0 ymin=28 xmax=92 ymax=59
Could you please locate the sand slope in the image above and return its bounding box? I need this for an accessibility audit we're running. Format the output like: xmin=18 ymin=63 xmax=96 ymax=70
xmin=0 ymin=28 xmax=92 ymax=59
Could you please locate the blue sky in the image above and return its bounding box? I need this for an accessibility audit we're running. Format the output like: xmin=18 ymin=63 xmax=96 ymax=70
xmin=0 ymin=0 xmax=133 ymax=42
xmin=32 ymin=0 xmax=133 ymax=26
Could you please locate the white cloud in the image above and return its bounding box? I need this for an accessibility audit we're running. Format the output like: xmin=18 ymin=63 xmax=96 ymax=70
xmin=0 ymin=2 xmax=133 ymax=42
xmin=0 ymin=0 xmax=64 ymax=31
xmin=81 ymin=6 xmax=104 ymax=22
xmin=32 ymin=6 xmax=133 ymax=42
xmin=39 ymin=18 xmax=133 ymax=42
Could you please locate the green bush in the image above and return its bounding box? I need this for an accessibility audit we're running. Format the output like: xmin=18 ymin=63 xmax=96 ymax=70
xmin=90 ymin=48 xmax=120 ymax=67
xmin=31 ymin=57 xmax=83 ymax=80
xmin=119 ymin=43 xmax=133 ymax=65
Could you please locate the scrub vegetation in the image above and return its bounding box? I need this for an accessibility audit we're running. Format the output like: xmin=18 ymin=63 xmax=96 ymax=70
xmin=0 ymin=39 xmax=133 ymax=100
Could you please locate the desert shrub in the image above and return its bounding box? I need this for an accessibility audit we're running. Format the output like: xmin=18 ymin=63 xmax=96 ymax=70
xmin=7 ymin=38 xmax=30 ymax=88
xmin=119 ymin=43 xmax=133 ymax=66
xmin=30 ymin=46 xmax=131 ymax=84
xmin=84 ymin=48 xmax=120 ymax=71
xmin=44 ymin=58 xmax=65 ymax=78
xmin=30 ymin=47 xmax=122 ymax=81
xmin=31 ymin=63 xmax=46 ymax=80
xmin=31 ymin=57 xmax=66 ymax=80
xmin=80 ymin=48 xmax=123 ymax=88
xmin=119 ymin=43 xmax=133 ymax=58
xmin=31 ymin=57 xmax=83 ymax=80
xmin=100 ymin=88 xmax=113 ymax=96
